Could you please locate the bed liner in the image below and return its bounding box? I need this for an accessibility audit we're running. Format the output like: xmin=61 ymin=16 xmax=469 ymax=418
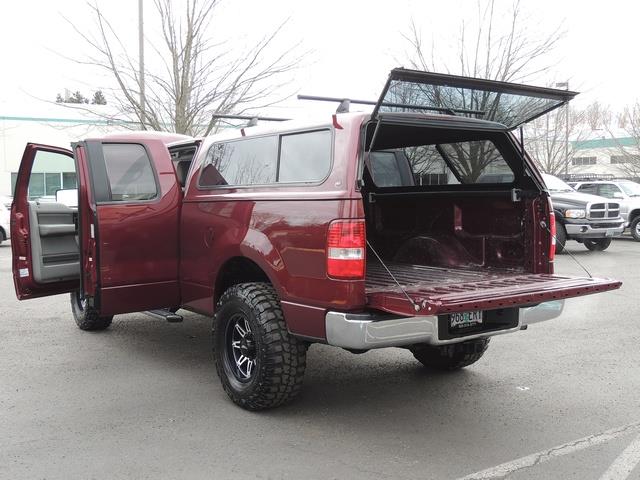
xmin=365 ymin=261 xmax=621 ymax=317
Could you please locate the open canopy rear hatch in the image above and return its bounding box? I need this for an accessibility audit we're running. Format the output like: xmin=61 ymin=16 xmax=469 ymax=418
xmin=360 ymin=69 xmax=620 ymax=320
xmin=372 ymin=68 xmax=578 ymax=129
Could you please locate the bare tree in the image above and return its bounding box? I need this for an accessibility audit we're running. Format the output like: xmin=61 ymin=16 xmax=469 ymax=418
xmin=583 ymin=101 xmax=611 ymax=131
xmin=404 ymin=146 xmax=446 ymax=180
xmin=609 ymin=102 xmax=640 ymax=178
xmin=67 ymin=0 xmax=302 ymax=135
xmin=524 ymin=105 xmax=585 ymax=175
xmin=400 ymin=0 xmax=564 ymax=178
xmin=404 ymin=1 xmax=563 ymax=83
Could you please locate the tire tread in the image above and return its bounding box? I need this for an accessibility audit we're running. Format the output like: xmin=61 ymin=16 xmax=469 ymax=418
xmin=412 ymin=338 xmax=490 ymax=371
xmin=213 ymin=282 xmax=307 ymax=410
xmin=70 ymin=292 xmax=113 ymax=331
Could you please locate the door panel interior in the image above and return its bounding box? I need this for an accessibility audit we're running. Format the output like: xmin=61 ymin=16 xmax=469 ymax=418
xmin=28 ymin=201 xmax=79 ymax=283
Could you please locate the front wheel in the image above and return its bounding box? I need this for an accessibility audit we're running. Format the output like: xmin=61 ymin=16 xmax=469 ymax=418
xmin=70 ymin=291 xmax=113 ymax=331
xmin=212 ymin=282 xmax=307 ymax=410
xmin=410 ymin=338 xmax=490 ymax=371
xmin=584 ymin=238 xmax=612 ymax=251
xmin=630 ymin=216 xmax=640 ymax=242
xmin=555 ymin=220 xmax=567 ymax=254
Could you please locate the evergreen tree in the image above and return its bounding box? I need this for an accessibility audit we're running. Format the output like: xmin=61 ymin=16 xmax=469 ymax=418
xmin=91 ymin=90 xmax=107 ymax=105
xmin=69 ymin=91 xmax=88 ymax=104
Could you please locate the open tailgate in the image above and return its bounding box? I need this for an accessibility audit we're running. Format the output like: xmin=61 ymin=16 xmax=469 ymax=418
xmin=366 ymin=263 xmax=621 ymax=317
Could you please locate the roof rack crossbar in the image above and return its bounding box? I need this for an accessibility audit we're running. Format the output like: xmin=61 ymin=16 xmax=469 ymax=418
xmin=297 ymin=94 xmax=485 ymax=116
xmin=211 ymin=114 xmax=290 ymax=126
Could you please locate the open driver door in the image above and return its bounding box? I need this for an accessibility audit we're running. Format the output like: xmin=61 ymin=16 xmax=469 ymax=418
xmin=12 ymin=138 xmax=182 ymax=318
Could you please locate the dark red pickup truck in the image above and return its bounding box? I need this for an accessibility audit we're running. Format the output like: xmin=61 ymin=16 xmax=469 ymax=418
xmin=11 ymin=69 xmax=621 ymax=410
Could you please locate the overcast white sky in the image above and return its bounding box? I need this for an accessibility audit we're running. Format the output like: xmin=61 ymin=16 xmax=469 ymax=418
xmin=1 ymin=0 xmax=639 ymax=118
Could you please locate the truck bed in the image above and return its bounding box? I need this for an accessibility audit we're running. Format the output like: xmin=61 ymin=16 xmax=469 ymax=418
xmin=365 ymin=260 xmax=621 ymax=316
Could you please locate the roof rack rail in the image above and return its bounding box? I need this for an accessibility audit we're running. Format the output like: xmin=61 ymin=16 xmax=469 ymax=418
xmin=297 ymin=94 xmax=484 ymax=116
xmin=211 ymin=114 xmax=290 ymax=127
xmin=560 ymin=173 xmax=616 ymax=181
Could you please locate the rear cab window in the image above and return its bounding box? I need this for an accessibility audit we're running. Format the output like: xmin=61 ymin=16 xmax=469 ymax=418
xmin=169 ymin=142 xmax=200 ymax=188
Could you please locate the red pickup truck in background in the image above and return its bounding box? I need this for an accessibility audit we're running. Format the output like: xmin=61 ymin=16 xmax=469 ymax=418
xmin=11 ymin=69 xmax=621 ymax=410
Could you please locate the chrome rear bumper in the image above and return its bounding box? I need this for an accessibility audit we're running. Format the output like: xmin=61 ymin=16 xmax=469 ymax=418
xmin=325 ymin=301 xmax=564 ymax=349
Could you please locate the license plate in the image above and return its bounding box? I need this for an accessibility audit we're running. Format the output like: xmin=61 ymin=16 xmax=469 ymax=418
xmin=449 ymin=311 xmax=483 ymax=329
xmin=605 ymin=229 xmax=615 ymax=237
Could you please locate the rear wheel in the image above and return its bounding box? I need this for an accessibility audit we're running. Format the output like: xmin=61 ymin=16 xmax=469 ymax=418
xmin=584 ymin=238 xmax=612 ymax=251
xmin=70 ymin=291 xmax=113 ymax=331
xmin=410 ymin=338 xmax=490 ymax=371
xmin=213 ymin=282 xmax=307 ymax=410
xmin=630 ymin=216 xmax=640 ymax=242
xmin=555 ymin=220 xmax=567 ymax=254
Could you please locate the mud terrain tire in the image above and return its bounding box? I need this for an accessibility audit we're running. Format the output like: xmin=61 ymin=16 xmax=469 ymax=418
xmin=411 ymin=338 xmax=490 ymax=371
xmin=70 ymin=291 xmax=113 ymax=331
xmin=213 ymin=282 xmax=307 ymax=410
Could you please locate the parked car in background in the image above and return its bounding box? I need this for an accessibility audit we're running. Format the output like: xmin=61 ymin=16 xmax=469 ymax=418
xmin=568 ymin=180 xmax=640 ymax=241
xmin=543 ymin=174 xmax=625 ymax=252
xmin=0 ymin=201 xmax=10 ymax=244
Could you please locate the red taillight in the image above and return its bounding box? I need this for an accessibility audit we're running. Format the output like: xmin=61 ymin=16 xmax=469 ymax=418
xmin=327 ymin=220 xmax=366 ymax=279
xmin=548 ymin=198 xmax=556 ymax=262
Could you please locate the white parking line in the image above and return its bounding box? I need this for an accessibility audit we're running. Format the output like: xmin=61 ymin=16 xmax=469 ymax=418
xmin=599 ymin=433 xmax=640 ymax=480
xmin=458 ymin=421 xmax=640 ymax=480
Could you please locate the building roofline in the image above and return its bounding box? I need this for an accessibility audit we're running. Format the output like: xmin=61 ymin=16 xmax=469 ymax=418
xmin=0 ymin=114 xmax=138 ymax=126
xmin=572 ymin=137 xmax=637 ymax=150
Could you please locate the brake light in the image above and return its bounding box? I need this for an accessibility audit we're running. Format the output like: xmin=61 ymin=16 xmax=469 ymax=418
xmin=327 ymin=220 xmax=366 ymax=279
xmin=548 ymin=198 xmax=556 ymax=262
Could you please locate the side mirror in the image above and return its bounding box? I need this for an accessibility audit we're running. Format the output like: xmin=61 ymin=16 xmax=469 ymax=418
xmin=55 ymin=189 xmax=78 ymax=208
xmin=612 ymin=191 xmax=624 ymax=199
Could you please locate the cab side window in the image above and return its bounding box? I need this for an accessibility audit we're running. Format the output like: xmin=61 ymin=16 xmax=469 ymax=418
xmin=102 ymin=144 xmax=157 ymax=201
xmin=577 ymin=184 xmax=598 ymax=195
xmin=597 ymin=184 xmax=622 ymax=199
xmin=25 ymin=151 xmax=76 ymax=200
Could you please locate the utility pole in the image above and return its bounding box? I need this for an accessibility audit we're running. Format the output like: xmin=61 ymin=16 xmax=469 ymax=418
xmin=139 ymin=0 xmax=145 ymax=129
xmin=556 ymin=81 xmax=570 ymax=176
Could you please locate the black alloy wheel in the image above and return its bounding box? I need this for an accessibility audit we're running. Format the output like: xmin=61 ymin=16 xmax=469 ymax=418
xmin=212 ymin=282 xmax=307 ymax=410
xmin=225 ymin=313 xmax=257 ymax=382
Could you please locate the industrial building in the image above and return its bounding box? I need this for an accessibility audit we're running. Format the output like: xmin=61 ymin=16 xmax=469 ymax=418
xmin=0 ymin=102 xmax=130 ymax=197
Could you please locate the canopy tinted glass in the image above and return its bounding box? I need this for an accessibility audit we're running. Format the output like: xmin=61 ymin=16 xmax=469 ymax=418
xmin=373 ymin=69 xmax=578 ymax=130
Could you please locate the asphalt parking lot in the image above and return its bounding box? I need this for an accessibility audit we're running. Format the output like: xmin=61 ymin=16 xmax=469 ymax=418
xmin=1 ymin=238 xmax=639 ymax=480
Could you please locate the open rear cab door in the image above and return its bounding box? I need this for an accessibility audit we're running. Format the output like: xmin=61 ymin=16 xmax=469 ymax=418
xmin=12 ymin=144 xmax=81 ymax=299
